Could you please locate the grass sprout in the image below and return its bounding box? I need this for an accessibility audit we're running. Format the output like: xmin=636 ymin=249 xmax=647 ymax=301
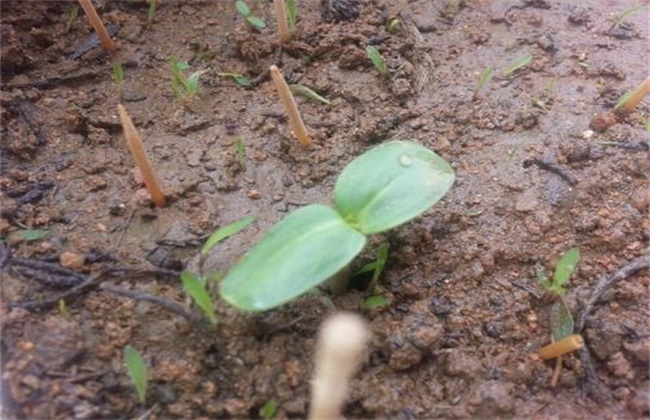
xmin=610 ymin=4 xmax=649 ymax=30
xmin=170 ymin=58 xmax=208 ymax=97
xmin=474 ymin=65 xmax=495 ymax=98
xmin=202 ymin=215 xmax=256 ymax=256
xmin=124 ymin=345 xmax=148 ymax=404
xmin=387 ymin=18 xmax=400 ymax=33
xmin=65 ymin=5 xmax=79 ymax=33
xmin=147 ymin=0 xmax=157 ymax=26
xmin=353 ymin=242 xmax=389 ymax=292
xmin=286 ymin=0 xmax=298 ymax=30
xmin=6 ymin=229 xmax=49 ymax=243
xmin=260 ymin=399 xmax=278 ymax=419
xmin=361 ymin=295 xmax=390 ymax=310
xmin=217 ymin=72 xmax=252 ymax=87
xmin=504 ymin=53 xmax=533 ymax=76
xmin=235 ymin=138 xmax=247 ymax=170
xmin=58 ymin=299 xmax=71 ymax=319
xmin=236 ymin=0 xmax=266 ymax=29
xmin=181 ymin=270 xmax=216 ymax=324
xmin=113 ymin=62 xmax=124 ymax=99
xmin=289 ymin=84 xmax=330 ymax=105
xmin=366 ymin=46 xmax=388 ymax=75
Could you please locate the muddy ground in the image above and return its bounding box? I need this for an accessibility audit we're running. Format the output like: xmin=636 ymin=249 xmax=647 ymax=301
xmin=1 ymin=0 xmax=649 ymax=418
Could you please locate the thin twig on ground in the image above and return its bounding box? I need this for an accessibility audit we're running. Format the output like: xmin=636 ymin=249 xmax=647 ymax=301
xmin=99 ymin=283 xmax=194 ymax=321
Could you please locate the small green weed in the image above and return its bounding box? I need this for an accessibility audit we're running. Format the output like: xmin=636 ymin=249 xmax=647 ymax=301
xmin=147 ymin=0 xmax=157 ymax=26
xmin=170 ymin=58 xmax=208 ymax=98
xmin=353 ymin=242 xmax=389 ymax=292
xmin=366 ymin=46 xmax=388 ymax=75
xmin=610 ymin=4 xmax=649 ymax=30
xmin=124 ymin=345 xmax=148 ymax=404
xmin=5 ymin=229 xmax=49 ymax=245
xmin=537 ymin=247 xmax=580 ymax=341
xmin=474 ymin=65 xmax=495 ymax=97
xmin=614 ymin=90 xmax=633 ymax=111
xmin=113 ymin=62 xmax=124 ymax=99
xmin=504 ymin=53 xmax=533 ymax=76
xmin=236 ymin=0 xmax=266 ymax=29
xmin=217 ymin=72 xmax=252 ymax=87
xmin=289 ymin=84 xmax=330 ymax=105
xmin=235 ymin=138 xmax=246 ymax=170
xmin=58 ymin=299 xmax=71 ymax=319
xmin=361 ymin=295 xmax=390 ymax=310
xmin=260 ymin=398 xmax=278 ymax=419
xmin=286 ymin=0 xmax=298 ymax=30
xmin=181 ymin=216 xmax=256 ymax=323
xmin=65 ymin=5 xmax=79 ymax=33
xmin=387 ymin=18 xmax=400 ymax=33
xmin=181 ymin=270 xmax=216 ymax=324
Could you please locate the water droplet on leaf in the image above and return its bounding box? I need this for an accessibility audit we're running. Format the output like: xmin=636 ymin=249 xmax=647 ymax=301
xmin=399 ymin=154 xmax=413 ymax=167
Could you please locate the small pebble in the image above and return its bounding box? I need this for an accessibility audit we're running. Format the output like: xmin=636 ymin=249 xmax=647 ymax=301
xmin=60 ymin=252 xmax=85 ymax=269
xmin=247 ymin=190 xmax=261 ymax=199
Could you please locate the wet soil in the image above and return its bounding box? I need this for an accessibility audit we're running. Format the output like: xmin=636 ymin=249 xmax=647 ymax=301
xmin=1 ymin=0 xmax=649 ymax=418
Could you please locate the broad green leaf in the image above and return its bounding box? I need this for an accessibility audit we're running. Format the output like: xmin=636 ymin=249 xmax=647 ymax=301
xmin=549 ymin=300 xmax=574 ymax=341
xmin=535 ymin=269 xmax=552 ymax=291
xmin=124 ymin=345 xmax=148 ymax=404
xmin=366 ymin=46 xmax=388 ymax=75
xmin=185 ymin=69 xmax=208 ymax=95
xmin=220 ymin=205 xmax=366 ymax=311
xmin=181 ymin=270 xmax=216 ymax=324
xmin=202 ymin=215 xmax=256 ymax=255
xmin=235 ymin=0 xmax=250 ymax=16
xmin=334 ymin=141 xmax=454 ymax=234
xmin=553 ymin=247 xmax=580 ymax=291
xmin=290 ymin=84 xmax=330 ymax=105
xmin=362 ymin=295 xmax=390 ymax=310
xmin=246 ymin=16 xmax=266 ymax=29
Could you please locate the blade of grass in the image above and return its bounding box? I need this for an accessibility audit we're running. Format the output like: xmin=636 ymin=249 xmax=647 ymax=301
xmin=289 ymin=84 xmax=330 ymax=105
xmin=366 ymin=46 xmax=388 ymax=75
xmin=181 ymin=270 xmax=216 ymax=324
xmin=504 ymin=53 xmax=533 ymax=76
xmin=124 ymin=345 xmax=148 ymax=404
xmin=202 ymin=215 xmax=256 ymax=255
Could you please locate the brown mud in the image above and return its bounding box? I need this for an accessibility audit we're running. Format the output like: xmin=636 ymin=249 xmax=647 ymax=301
xmin=1 ymin=0 xmax=649 ymax=418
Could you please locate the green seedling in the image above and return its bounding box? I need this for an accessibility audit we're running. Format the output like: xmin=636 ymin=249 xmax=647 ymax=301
xmin=366 ymin=46 xmax=388 ymax=75
xmin=537 ymin=247 xmax=580 ymax=341
xmin=219 ymin=140 xmax=454 ymax=311
xmin=474 ymin=65 xmax=495 ymax=97
xmin=181 ymin=270 xmax=216 ymax=324
xmin=614 ymin=90 xmax=633 ymax=110
xmin=361 ymin=295 xmax=390 ymax=310
xmin=286 ymin=0 xmax=298 ymax=30
xmin=236 ymin=0 xmax=266 ymax=29
xmin=65 ymin=5 xmax=79 ymax=33
xmin=289 ymin=84 xmax=330 ymax=105
xmin=170 ymin=58 xmax=208 ymax=98
xmin=58 ymin=299 xmax=71 ymax=319
xmin=504 ymin=53 xmax=533 ymax=77
xmin=147 ymin=0 xmax=157 ymax=26
xmin=610 ymin=4 xmax=648 ymax=30
xmin=5 ymin=229 xmax=49 ymax=245
xmin=260 ymin=398 xmax=278 ymax=419
xmin=235 ymin=138 xmax=246 ymax=170
xmin=217 ymin=72 xmax=252 ymax=87
xmin=181 ymin=215 xmax=256 ymax=323
xmin=353 ymin=242 xmax=389 ymax=292
xmin=124 ymin=345 xmax=148 ymax=404
xmin=387 ymin=18 xmax=400 ymax=33
xmin=113 ymin=62 xmax=124 ymax=99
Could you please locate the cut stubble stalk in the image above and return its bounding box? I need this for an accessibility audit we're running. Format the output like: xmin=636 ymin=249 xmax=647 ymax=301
xmin=269 ymin=65 xmax=312 ymax=147
xmin=616 ymin=75 xmax=650 ymax=114
xmin=117 ymin=104 xmax=166 ymax=207
xmin=77 ymin=0 xmax=117 ymax=53
xmin=273 ymin=0 xmax=291 ymax=43
xmin=538 ymin=334 xmax=584 ymax=360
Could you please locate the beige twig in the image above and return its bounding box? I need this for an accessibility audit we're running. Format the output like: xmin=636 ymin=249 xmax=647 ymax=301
xmin=269 ymin=65 xmax=312 ymax=147
xmin=117 ymin=104 xmax=166 ymax=207
xmin=309 ymin=313 xmax=370 ymax=420
xmin=615 ymin=75 xmax=650 ymax=114
xmin=77 ymin=0 xmax=118 ymax=53
xmin=273 ymin=0 xmax=291 ymax=43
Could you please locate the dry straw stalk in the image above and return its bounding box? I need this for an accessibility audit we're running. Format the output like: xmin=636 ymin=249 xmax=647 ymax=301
xmin=117 ymin=104 xmax=166 ymax=207
xmin=309 ymin=313 xmax=369 ymax=420
xmin=539 ymin=334 xmax=584 ymax=360
xmin=269 ymin=65 xmax=312 ymax=147
xmin=616 ymin=75 xmax=650 ymax=114
xmin=273 ymin=0 xmax=291 ymax=43
xmin=77 ymin=0 xmax=118 ymax=53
